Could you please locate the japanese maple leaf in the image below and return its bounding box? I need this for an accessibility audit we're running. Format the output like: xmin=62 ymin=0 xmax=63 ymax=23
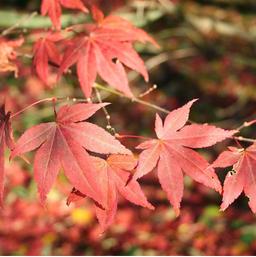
xmin=133 ymin=99 xmax=237 ymax=215
xmin=89 ymin=6 xmax=158 ymax=46
xmin=0 ymin=38 xmax=24 ymax=77
xmin=41 ymin=0 xmax=88 ymax=30
xmin=0 ymin=104 xmax=15 ymax=206
xmin=67 ymin=154 xmax=154 ymax=231
xmin=212 ymin=144 xmax=256 ymax=212
xmin=11 ymin=103 xmax=130 ymax=206
xmin=33 ymin=32 xmax=62 ymax=85
xmin=58 ymin=7 xmax=157 ymax=98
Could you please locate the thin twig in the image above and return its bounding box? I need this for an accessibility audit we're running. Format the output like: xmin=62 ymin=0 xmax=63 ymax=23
xmin=9 ymin=83 xmax=256 ymax=145
xmin=10 ymin=98 xmax=54 ymax=119
xmin=139 ymin=84 xmax=157 ymax=98
xmin=116 ymin=134 xmax=151 ymax=140
xmin=1 ymin=11 xmax=37 ymax=36
xmin=236 ymin=120 xmax=256 ymax=131
xmin=94 ymin=83 xmax=256 ymax=144
xmin=10 ymin=96 xmax=90 ymax=119
xmin=234 ymin=136 xmax=256 ymax=144
xmin=94 ymin=83 xmax=170 ymax=114
xmin=94 ymin=87 xmax=116 ymax=134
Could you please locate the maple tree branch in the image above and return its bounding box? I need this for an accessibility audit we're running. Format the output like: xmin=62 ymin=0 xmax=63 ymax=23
xmin=10 ymin=87 xmax=256 ymax=145
xmin=10 ymin=96 xmax=96 ymax=119
xmin=1 ymin=11 xmax=38 ymax=36
xmin=94 ymin=87 xmax=116 ymax=134
xmin=139 ymin=84 xmax=158 ymax=98
xmin=93 ymin=83 xmax=198 ymax=126
xmin=93 ymin=83 xmax=170 ymax=114
xmin=116 ymin=134 xmax=151 ymax=140
xmin=52 ymin=97 xmax=57 ymax=118
xmin=233 ymin=136 xmax=256 ymax=144
xmin=10 ymin=98 xmax=54 ymax=119
xmin=94 ymin=83 xmax=256 ymax=144
xmin=57 ymin=97 xmax=88 ymax=103
xmin=0 ymin=11 xmax=87 ymax=30
xmin=236 ymin=120 xmax=256 ymax=131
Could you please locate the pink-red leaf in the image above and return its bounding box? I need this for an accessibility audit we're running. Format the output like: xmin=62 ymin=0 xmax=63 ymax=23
xmin=12 ymin=103 xmax=129 ymax=206
xmin=67 ymin=154 xmax=153 ymax=231
xmin=166 ymin=144 xmax=222 ymax=193
xmin=33 ymin=33 xmax=62 ymax=85
xmin=155 ymin=113 xmax=164 ymax=139
xmin=111 ymin=168 xmax=154 ymax=210
xmin=34 ymin=127 xmax=61 ymax=203
xmin=11 ymin=123 xmax=55 ymax=159
xmin=57 ymin=102 xmax=109 ymax=123
xmin=134 ymin=141 xmax=161 ymax=180
xmin=212 ymin=149 xmax=241 ymax=168
xmin=41 ymin=0 xmax=88 ymax=30
xmin=107 ymin=154 xmax=137 ymax=170
xmin=220 ymin=158 xmax=245 ymax=211
xmin=77 ymin=42 xmax=97 ymax=98
xmin=134 ymin=99 xmax=234 ymax=214
xmin=157 ymin=145 xmax=183 ymax=216
xmin=166 ymin=124 xmax=236 ymax=148
xmin=58 ymin=131 xmax=102 ymax=204
xmin=61 ymin=122 xmax=131 ymax=155
xmin=93 ymin=43 xmax=132 ymax=97
xmin=162 ymin=99 xmax=197 ymax=138
xmin=59 ymin=11 xmax=157 ymax=98
xmin=212 ymin=145 xmax=256 ymax=212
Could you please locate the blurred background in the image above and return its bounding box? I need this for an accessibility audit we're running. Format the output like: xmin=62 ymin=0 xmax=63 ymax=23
xmin=1 ymin=0 xmax=256 ymax=255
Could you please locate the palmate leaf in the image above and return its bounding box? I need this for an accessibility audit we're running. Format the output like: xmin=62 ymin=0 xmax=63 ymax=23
xmin=67 ymin=154 xmax=154 ymax=232
xmin=212 ymin=145 xmax=256 ymax=212
xmin=33 ymin=32 xmax=62 ymax=85
xmin=133 ymin=99 xmax=237 ymax=215
xmin=11 ymin=103 xmax=130 ymax=207
xmin=58 ymin=7 xmax=157 ymax=98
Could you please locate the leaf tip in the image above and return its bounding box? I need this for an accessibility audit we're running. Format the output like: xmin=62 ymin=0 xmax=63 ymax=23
xmin=174 ymin=208 xmax=180 ymax=217
xmin=132 ymin=173 xmax=141 ymax=181
xmin=39 ymin=193 xmax=47 ymax=207
xmin=220 ymin=204 xmax=227 ymax=212
xmin=147 ymin=202 xmax=155 ymax=210
xmin=190 ymin=98 xmax=199 ymax=105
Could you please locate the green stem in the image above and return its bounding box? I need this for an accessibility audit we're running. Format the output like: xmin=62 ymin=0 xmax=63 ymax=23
xmin=94 ymin=83 xmax=170 ymax=114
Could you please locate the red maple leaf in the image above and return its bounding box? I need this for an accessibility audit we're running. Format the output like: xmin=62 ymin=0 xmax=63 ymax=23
xmin=33 ymin=32 xmax=62 ymax=85
xmin=0 ymin=104 xmax=15 ymax=206
xmin=11 ymin=103 xmax=130 ymax=206
xmin=212 ymin=144 xmax=256 ymax=212
xmin=67 ymin=154 xmax=154 ymax=231
xmin=133 ymin=99 xmax=237 ymax=215
xmin=41 ymin=0 xmax=88 ymax=30
xmin=58 ymin=7 xmax=158 ymax=98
